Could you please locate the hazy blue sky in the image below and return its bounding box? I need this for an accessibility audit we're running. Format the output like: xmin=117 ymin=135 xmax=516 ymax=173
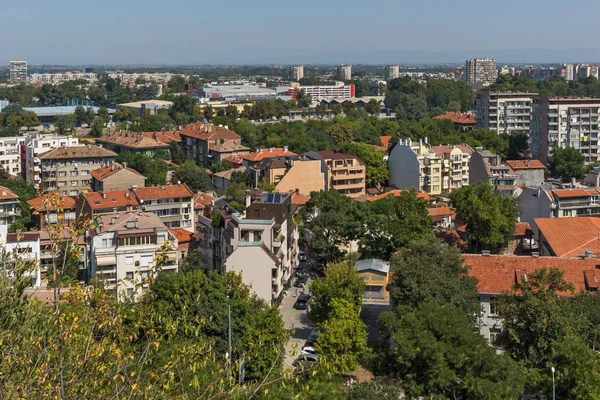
xmin=2 ymin=0 xmax=600 ymax=65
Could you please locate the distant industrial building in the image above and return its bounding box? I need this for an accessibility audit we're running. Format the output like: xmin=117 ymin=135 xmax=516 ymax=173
xmin=117 ymin=100 xmax=173 ymax=117
xmin=465 ymin=58 xmax=497 ymax=86
xmin=337 ymin=64 xmax=352 ymax=81
xmin=385 ymin=65 xmax=400 ymax=80
xmin=290 ymin=65 xmax=304 ymax=81
xmin=9 ymin=61 xmax=27 ymax=84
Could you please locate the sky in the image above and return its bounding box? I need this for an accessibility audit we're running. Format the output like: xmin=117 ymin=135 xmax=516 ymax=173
xmin=3 ymin=0 xmax=600 ymax=65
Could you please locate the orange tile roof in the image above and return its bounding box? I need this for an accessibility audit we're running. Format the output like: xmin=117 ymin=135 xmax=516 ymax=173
xmin=168 ymin=227 xmax=195 ymax=245
xmin=551 ymin=189 xmax=599 ymax=199
xmin=535 ymin=217 xmax=600 ymax=257
xmin=0 ymin=186 xmax=19 ymax=200
xmin=85 ymin=190 xmax=140 ymax=210
xmin=367 ymin=190 xmax=429 ymax=203
xmin=464 ymin=254 xmax=598 ymax=295
xmin=28 ymin=193 xmax=76 ymax=212
xmin=287 ymin=190 xmax=310 ymax=206
xmin=224 ymin=154 xmax=245 ymax=165
xmin=95 ymin=131 xmax=170 ymax=150
xmin=434 ymin=112 xmax=476 ymax=125
xmin=39 ymin=145 xmax=117 ymax=160
xmin=241 ymin=148 xmax=296 ymax=162
xmin=514 ymin=222 xmax=533 ymax=237
xmin=428 ymin=207 xmax=454 ymax=217
xmin=431 ymin=144 xmax=473 ymax=156
xmin=90 ymin=163 xmax=144 ymax=181
xmin=179 ymin=123 xmax=240 ymax=141
xmin=132 ymin=184 xmax=194 ymax=201
xmin=505 ymin=160 xmax=545 ymax=170
xmin=194 ymin=192 xmax=216 ymax=209
xmin=140 ymin=130 xmax=181 ymax=143
xmin=380 ymin=135 xmax=392 ymax=149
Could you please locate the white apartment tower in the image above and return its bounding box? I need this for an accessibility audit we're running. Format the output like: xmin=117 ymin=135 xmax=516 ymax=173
xmin=337 ymin=64 xmax=352 ymax=81
xmin=475 ymin=91 xmax=536 ymax=135
xmin=290 ymin=65 xmax=304 ymax=81
xmin=385 ymin=65 xmax=400 ymax=80
xmin=9 ymin=61 xmax=27 ymax=84
xmin=465 ymin=58 xmax=497 ymax=85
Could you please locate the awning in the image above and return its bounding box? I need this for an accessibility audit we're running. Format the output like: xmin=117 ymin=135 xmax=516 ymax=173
xmin=96 ymin=255 xmax=116 ymax=266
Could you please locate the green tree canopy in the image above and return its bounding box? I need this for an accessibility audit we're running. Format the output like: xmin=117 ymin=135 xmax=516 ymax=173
xmin=548 ymin=146 xmax=586 ymax=182
xmin=172 ymin=161 xmax=212 ymax=192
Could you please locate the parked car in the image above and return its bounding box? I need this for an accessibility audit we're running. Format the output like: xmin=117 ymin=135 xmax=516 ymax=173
xmin=299 ymin=251 xmax=307 ymax=261
xmin=301 ymin=345 xmax=319 ymax=356
xmin=293 ymin=294 xmax=311 ymax=310
xmin=311 ymin=263 xmax=324 ymax=274
xmin=292 ymin=353 xmax=318 ymax=368
xmin=306 ymin=327 xmax=322 ymax=345
xmin=294 ymin=276 xmax=307 ymax=287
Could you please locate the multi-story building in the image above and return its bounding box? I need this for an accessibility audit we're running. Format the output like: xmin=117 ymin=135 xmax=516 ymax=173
xmin=385 ymin=65 xmax=400 ymax=80
xmin=178 ymin=123 xmax=249 ymax=166
xmin=469 ymin=148 xmax=518 ymax=196
xmin=117 ymin=100 xmax=174 ymax=117
xmin=286 ymin=83 xmax=355 ymax=100
xmin=475 ymin=91 xmax=536 ymax=135
xmin=89 ymin=212 xmax=179 ymax=300
xmin=90 ymin=163 xmax=145 ymax=192
xmin=337 ymin=64 xmax=352 ymax=81
xmin=26 ymin=134 xmax=80 ymax=187
xmin=304 ymin=150 xmax=366 ymax=198
xmin=388 ymin=138 xmax=443 ymax=196
xmin=465 ymin=58 xmax=497 ymax=86
xmin=107 ymin=72 xmax=183 ymax=83
xmin=95 ymin=131 xmax=170 ymax=156
xmin=505 ymin=160 xmax=545 ymax=187
xmin=290 ymin=65 xmax=304 ymax=81
xmin=241 ymin=147 xmax=296 ymax=187
xmin=531 ymin=96 xmax=600 ymax=165
xmin=0 ymin=186 xmax=21 ymax=245
xmin=4 ymin=232 xmax=41 ymax=288
xmin=79 ymin=190 xmax=141 ymax=219
xmin=519 ymin=187 xmax=600 ymax=226
xmin=38 ymin=145 xmax=117 ymax=196
xmin=27 ymin=193 xmax=77 ymax=229
xmin=131 ymin=184 xmax=195 ymax=232
xmin=9 ymin=61 xmax=27 ymax=84
xmin=431 ymin=144 xmax=473 ymax=192
xmin=27 ymin=72 xmax=98 ymax=85
xmin=0 ymin=136 xmax=26 ymax=177
xmin=259 ymin=156 xmax=326 ymax=196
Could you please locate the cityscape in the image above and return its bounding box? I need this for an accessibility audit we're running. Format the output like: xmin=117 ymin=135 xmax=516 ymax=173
xmin=2 ymin=1 xmax=600 ymax=399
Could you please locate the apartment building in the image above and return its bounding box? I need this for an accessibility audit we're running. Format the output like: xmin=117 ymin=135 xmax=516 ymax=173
xmin=475 ymin=91 xmax=536 ymax=135
xmin=117 ymin=100 xmax=175 ymax=117
xmin=26 ymin=134 xmax=80 ymax=187
xmin=0 ymin=136 xmax=26 ymax=176
xmin=259 ymin=156 xmax=326 ymax=196
xmin=337 ymin=64 xmax=352 ymax=81
xmin=304 ymin=150 xmax=366 ymax=198
xmin=79 ymin=190 xmax=141 ymax=219
xmin=388 ymin=139 xmax=443 ymax=196
xmin=27 ymin=72 xmax=98 ymax=85
xmin=90 ymin=163 xmax=145 ymax=192
xmin=519 ymin=187 xmax=600 ymax=226
xmin=107 ymin=72 xmax=182 ymax=83
xmin=194 ymin=192 xmax=217 ymax=268
xmin=27 ymin=193 xmax=77 ymax=229
xmin=95 ymin=131 xmax=170 ymax=156
xmin=290 ymin=83 xmax=355 ymax=100
xmin=0 ymin=187 xmax=21 ymax=245
xmin=531 ymin=96 xmax=600 ymax=165
xmin=241 ymin=147 xmax=296 ymax=187
xmin=385 ymin=65 xmax=400 ymax=81
xmin=38 ymin=145 xmax=117 ymax=196
xmin=290 ymin=65 xmax=304 ymax=81
xmin=431 ymin=144 xmax=473 ymax=192
xmin=465 ymin=58 xmax=497 ymax=86
xmin=89 ymin=212 xmax=178 ymax=300
xmin=178 ymin=123 xmax=249 ymax=166
xmin=469 ymin=148 xmax=518 ymax=196
xmin=4 ymin=232 xmax=41 ymax=288
xmin=505 ymin=160 xmax=545 ymax=187
xmin=131 ymin=184 xmax=195 ymax=232
xmin=10 ymin=61 xmax=27 ymax=84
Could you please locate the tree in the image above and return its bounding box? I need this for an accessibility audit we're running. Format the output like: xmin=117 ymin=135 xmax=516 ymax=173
xmin=343 ymin=143 xmax=388 ymax=187
xmin=296 ymin=90 xmax=312 ymax=108
xmin=446 ymin=100 xmax=461 ymax=112
xmin=211 ymin=160 xmax=233 ymax=173
xmin=172 ymin=161 xmax=212 ymax=192
xmin=550 ymin=336 xmax=600 ymax=400
xmin=331 ymin=104 xmax=342 ymax=116
xmin=315 ymin=298 xmax=368 ymax=375
xmin=257 ymin=177 xmax=275 ymax=192
xmin=327 ymin=123 xmax=353 ymax=145
xmin=365 ymin=99 xmax=381 ymax=115
xmin=203 ymin=105 xmax=214 ymax=121
xmin=89 ymin=117 xmax=104 ymax=137
xmin=20 ymin=110 xmax=39 ymax=130
xmin=168 ymin=140 xmax=185 ymax=165
xmin=113 ymin=107 xmax=138 ymax=123
xmin=342 ymin=101 xmax=355 ymax=115
xmin=506 ymin=131 xmax=530 ymax=160
xmin=225 ymin=105 xmax=239 ymax=119
xmin=450 ymin=183 xmax=519 ymax=252
xmin=394 ymin=95 xmax=429 ymax=121
xmin=548 ymin=146 xmax=585 ymax=181
xmin=309 ymin=262 xmax=364 ymax=324
xmin=230 ymin=170 xmax=249 ymax=185
xmin=178 ymin=248 xmax=204 ymax=273
xmin=377 ymin=302 xmax=525 ymax=399
xmin=167 ymin=75 xmax=186 ymax=92
xmin=389 ymin=237 xmax=481 ymax=318
xmin=96 ymin=106 xmax=110 ymax=123
xmin=169 ymin=95 xmax=201 ymax=122
xmin=54 ymin=114 xmax=76 ymax=134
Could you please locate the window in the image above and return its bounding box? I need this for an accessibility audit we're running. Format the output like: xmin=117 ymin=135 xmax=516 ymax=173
xmin=48 ymin=213 xmax=58 ymax=224
xmin=70 ymin=180 xmax=77 ymax=187
xmin=126 ymin=288 xmax=134 ymax=297
xmin=125 ymin=271 xmax=134 ymax=280
xmin=69 ymin=190 xmax=78 ymax=196
xmin=141 ymin=270 xmax=149 ymax=279
xmin=433 ymin=185 xmax=440 ymax=191
xmin=125 ymin=256 xmax=134 ymax=265
xmin=140 ymin=254 xmax=154 ymax=267
xmin=102 ymin=238 xmax=109 ymax=247
xmin=81 ymin=170 xmax=89 ymax=176
xmin=255 ymin=230 xmax=262 ymax=241
xmin=489 ymin=328 xmax=502 ymax=346
xmin=489 ymin=298 xmax=498 ymax=316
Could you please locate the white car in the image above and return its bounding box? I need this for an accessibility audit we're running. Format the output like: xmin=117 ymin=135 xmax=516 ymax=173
xmin=299 ymin=251 xmax=307 ymax=261
xmin=301 ymin=346 xmax=319 ymax=356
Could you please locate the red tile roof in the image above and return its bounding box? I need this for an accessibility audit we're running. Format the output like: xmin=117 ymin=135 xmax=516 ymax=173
xmin=132 ymin=184 xmax=194 ymax=201
xmin=140 ymin=130 xmax=181 ymax=144
xmin=224 ymin=154 xmax=245 ymax=166
xmin=168 ymin=227 xmax=195 ymax=245
xmin=95 ymin=131 xmax=170 ymax=150
xmin=367 ymin=190 xmax=429 ymax=203
xmin=514 ymin=222 xmax=533 ymax=237
xmin=551 ymin=189 xmax=599 ymax=199
xmin=90 ymin=163 xmax=144 ymax=181
xmin=428 ymin=207 xmax=454 ymax=222
xmin=28 ymin=193 xmax=76 ymax=212
xmin=434 ymin=112 xmax=476 ymax=125
xmin=535 ymin=217 xmax=600 ymax=258
xmin=463 ymin=254 xmax=599 ymax=295
xmin=85 ymin=190 xmax=140 ymax=210
xmin=179 ymin=123 xmax=240 ymax=141
xmin=380 ymin=135 xmax=392 ymax=149
xmin=39 ymin=145 xmax=117 ymax=160
xmin=505 ymin=160 xmax=545 ymax=170
xmin=194 ymin=192 xmax=216 ymax=210
xmin=241 ymin=148 xmax=296 ymax=162
xmin=431 ymin=144 xmax=473 ymax=156
xmin=287 ymin=190 xmax=310 ymax=206
xmin=0 ymin=186 xmax=19 ymax=200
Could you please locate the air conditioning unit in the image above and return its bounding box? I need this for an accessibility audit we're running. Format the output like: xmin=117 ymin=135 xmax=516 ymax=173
xmin=135 ymin=261 xmax=140 ymax=266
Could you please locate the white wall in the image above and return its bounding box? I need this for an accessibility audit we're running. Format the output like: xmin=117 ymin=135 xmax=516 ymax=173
xmin=225 ymin=244 xmax=276 ymax=305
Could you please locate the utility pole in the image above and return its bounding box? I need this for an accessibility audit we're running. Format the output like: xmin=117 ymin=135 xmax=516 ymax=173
xmin=551 ymin=367 xmax=556 ymax=400
xmin=227 ymin=295 xmax=232 ymax=376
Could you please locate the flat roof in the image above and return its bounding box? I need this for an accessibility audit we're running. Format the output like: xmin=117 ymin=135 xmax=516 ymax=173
xmin=23 ymin=106 xmax=115 ymax=117
xmin=118 ymin=100 xmax=173 ymax=108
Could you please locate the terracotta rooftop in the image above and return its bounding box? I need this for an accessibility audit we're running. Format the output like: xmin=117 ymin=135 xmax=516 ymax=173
xmin=287 ymin=190 xmax=310 ymax=206
xmin=535 ymin=217 xmax=600 ymax=258
xmin=428 ymin=207 xmax=454 ymax=222
xmin=505 ymin=160 xmax=545 ymax=170
xmin=463 ymin=254 xmax=599 ymax=295
xmin=311 ymin=150 xmax=365 ymax=165
xmin=242 ymin=148 xmax=296 ymax=162
xmin=168 ymin=227 xmax=195 ymax=245
xmin=194 ymin=192 xmax=216 ymax=210
xmin=90 ymin=163 xmax=145 ymax=181
xmin=0 ymin=186 xmax=19 ymax=200
xmin=132 ymin=184 xmax=194 ymax=200
xmin=39 ymin=145 xmax=117 ymax=160
xmin=551 ymin=189 xmax=600 ymax=199
xmin=431 ymin=144 xmax=473 ymax=156
xmin=367 ymin=190 xmax=429 ymax=203
xmin=85 ymin=190 xmax=140 ymax=210
xmin=211 ymin=142 xmax=250 ymax=153
xmin=141 ymin=130 xmax=181 ymax=143
xmin=514 ymin=221 xmax=533 ymax=237
xmin=380 ymin=135 xmax=392 ymax=149
xmin=28 ymin=193 xmax=76 ymax=212
xmin=179 ymin=123 xmax=240 ymax=141
xmin=434 ymin=112 xmax=476 ymax=125
xmin=96 ymin=212 xmax=168 ymax=234
xmin=224 ymin=154 xmax=245 ymax=166
xmin=95 ymin=131 xmax=170 ymax=150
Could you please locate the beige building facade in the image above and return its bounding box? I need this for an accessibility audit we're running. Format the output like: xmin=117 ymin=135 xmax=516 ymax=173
xmin=475 ymin=91 xmax=536 ymax=135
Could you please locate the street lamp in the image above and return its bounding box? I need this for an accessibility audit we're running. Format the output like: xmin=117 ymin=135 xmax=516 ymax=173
xmin=551 ymin=367 xmax=555 ymax=400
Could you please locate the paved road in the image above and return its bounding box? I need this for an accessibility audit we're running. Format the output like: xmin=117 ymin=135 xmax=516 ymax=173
xmin=361 ymin=301 xmax=391 ymax=346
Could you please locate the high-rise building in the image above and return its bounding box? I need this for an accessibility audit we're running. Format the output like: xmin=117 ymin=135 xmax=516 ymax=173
xmin=337 ymin=64 xmax=352 ymax=81
xmin=289 ymin=65 xmax=304 ymax=81
xmin=385 ymin=65 xmax=399 ymax=80
xmin=9 ymin=61 xmax=27 ymax=84
xmin=475 ymin=91 xmax=536 ymax=135
xmin=465 ymin=58 xmax=497 ymax=85
xmin=531 ymin=96 xmax=600 ymax=164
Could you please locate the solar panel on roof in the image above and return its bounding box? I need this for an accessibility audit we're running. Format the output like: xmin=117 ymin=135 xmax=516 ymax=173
xmin=273 ymin=193 xmax=281 ymax=203
xmin=266 ymin=193 xmax=274 ymax=203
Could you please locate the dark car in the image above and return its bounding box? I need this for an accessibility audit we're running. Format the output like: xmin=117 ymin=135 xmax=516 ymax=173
xmin=311 ymin=263 xmax=324 ymax=274
xmin=294 ymin=276 xmax=307 ymax=287
xmin=294 ymin=294 xmax=311 ymax=310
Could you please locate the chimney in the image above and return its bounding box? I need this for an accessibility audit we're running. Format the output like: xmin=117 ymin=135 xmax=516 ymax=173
xmin=424 ymin=137 xmax=428 ymax=144
xmin=123 ymin=162 xmax=127 ymax=168
xmin=284 ymin=146 xmax=288 ymax=153
xmin=572 ymin=177 xmax=577 ymax=187
xmin=102 ymin=192 xmax=106 ymax=199
xmin=295 ymin=188 xmax=299 ymax=194
xmin=224 ymin=125 xmax=228 ymax=130
xmin=131 ymin=185 xmax=138 ymax=191
xmin=245 ymin=192 xmax=251 ymax=208
xmin=125 ymin=192 xmax=130 ymax=198
xmin=111 ymin=164 xmax=115 ymax=171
